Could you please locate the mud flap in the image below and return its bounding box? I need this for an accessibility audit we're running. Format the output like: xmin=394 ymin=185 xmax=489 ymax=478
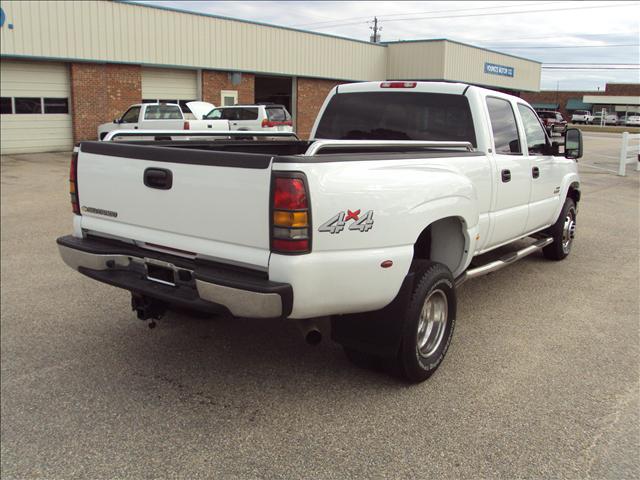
xmin=330 ymin=271 xmax=415 ymax=358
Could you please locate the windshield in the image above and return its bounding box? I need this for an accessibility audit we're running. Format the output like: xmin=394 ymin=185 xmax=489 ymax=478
xmin=537 ymin=112 xmax=555 ymax=118
xmin=314 ymin=92 xmax=477 ymax=145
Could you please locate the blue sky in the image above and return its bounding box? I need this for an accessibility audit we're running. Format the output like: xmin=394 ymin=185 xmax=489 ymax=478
xmin=137 ymin=1 xmax=640 ymax=91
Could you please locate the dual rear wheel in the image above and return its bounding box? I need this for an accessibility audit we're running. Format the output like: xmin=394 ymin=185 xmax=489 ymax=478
xmin=340 ymin=197 xmax=577 ymax=383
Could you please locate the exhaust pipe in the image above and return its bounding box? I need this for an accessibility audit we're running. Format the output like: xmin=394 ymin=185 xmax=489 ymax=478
xmin=296 ymin=319 xmax=323 ymax=345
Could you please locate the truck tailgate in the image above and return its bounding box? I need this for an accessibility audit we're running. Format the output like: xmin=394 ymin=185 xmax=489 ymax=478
xmin=76 ymin=142 xmax=273 ymax=269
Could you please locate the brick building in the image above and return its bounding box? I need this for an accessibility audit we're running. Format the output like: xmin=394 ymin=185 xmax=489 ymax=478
xmin=1 ymin=0 xmax=542 ymax=154
xmin=521 ymin=83 xmax=640 ymax=119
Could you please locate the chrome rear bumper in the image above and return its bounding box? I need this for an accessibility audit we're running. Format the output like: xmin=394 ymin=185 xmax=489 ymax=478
xmin=57 ymin=236 xmax=292 ymax=319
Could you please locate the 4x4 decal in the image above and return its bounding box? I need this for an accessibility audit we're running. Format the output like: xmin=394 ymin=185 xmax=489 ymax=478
xmin=318 ymin=209 xmax=374 ymax=234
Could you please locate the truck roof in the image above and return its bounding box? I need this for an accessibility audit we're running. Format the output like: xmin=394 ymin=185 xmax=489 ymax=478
xmin=338 ymin=81 xmax=470 ymax=95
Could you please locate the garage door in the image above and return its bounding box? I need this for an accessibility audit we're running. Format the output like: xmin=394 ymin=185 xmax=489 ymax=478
xmin=0 ymin=61 xmax=73 ymax=155
xmin=141 ymin=67 xmax=198 ymax=110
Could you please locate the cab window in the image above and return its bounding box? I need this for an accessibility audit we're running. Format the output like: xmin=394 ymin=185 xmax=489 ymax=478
xmin=120 ymin=106 xmax=141 ymax=123
xmin=486 ymin=97 xmax=521 ymax=155
xmin=205 ymin=108 xmax=223 ymax=119
xmin=518 ymin=104 xmax=548 ymax=154
xmin=144 ymin=105 xmax=182 ymax=120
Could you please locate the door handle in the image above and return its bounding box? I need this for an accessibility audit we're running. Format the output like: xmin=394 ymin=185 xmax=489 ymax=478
xmin=501 ymin=169 xmax=511 ymax=183
xmin=133 ymin=126 xmax=138 ymax=129
xmin=532 ymin=166 xmax=540 ymax=179
xmin=144 ymin=168 xmax=173 ymax=190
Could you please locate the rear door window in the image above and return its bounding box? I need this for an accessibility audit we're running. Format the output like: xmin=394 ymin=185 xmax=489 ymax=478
xmin=238 ymin=108 xmax=259 ymax=120
xmin=314 ymin=92 xmax=476 ymax=145
xmin=486 ymin=97 xmax=521 ymax=155
xmin=144 ymin=105 xmax=182 ymax=120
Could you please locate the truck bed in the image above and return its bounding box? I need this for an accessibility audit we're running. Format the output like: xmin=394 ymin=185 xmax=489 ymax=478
xmin=82 ymin=139 xmax=483 ymax=162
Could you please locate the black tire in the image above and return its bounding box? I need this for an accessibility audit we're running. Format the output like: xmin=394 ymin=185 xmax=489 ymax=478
xmin=395 ymin=261 xmax=457 ymax=383
xmin=543 ymin=197 xmax=577 ymax=261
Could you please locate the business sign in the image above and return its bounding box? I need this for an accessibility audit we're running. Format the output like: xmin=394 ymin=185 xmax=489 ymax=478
xmin=0 ymin=8 xmax=13 ymax=29
xmin=484 ymin=62 xmax=514 ymax=77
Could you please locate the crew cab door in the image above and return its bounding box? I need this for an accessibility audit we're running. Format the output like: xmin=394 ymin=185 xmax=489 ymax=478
xmin=517 ymin=104 xmax=562 ymax=231
xmin=484 ymin=96 xmax=531 ymax=249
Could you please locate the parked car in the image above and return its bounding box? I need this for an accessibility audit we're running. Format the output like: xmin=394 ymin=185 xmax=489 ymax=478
xmin=625 ymin=115 xmax=640 ymax=126
xmin=571 ymin=110 xmax=593 ymax=124
xmin=97 ymin=102 xmax=228 ymax=140
xmin=590 ymin=113 xmax=618 ymax=126
xmin=58 ymin=81 xmax=582 ymax=383
xmin=203 ymin=104 xmax=293 ymax=132
xmin=537 ymin=110 xmax=567 ymax=135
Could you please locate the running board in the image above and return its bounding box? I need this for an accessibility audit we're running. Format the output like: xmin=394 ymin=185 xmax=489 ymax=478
xmin=455 ymin=236 xmax=553 ymax=287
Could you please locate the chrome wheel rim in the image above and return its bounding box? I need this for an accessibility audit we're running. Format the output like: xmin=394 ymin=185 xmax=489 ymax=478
xmin=562 ymin=207 xmax=576 ymax=254
xmin=417 ymin=289 xmax=448 ymax=358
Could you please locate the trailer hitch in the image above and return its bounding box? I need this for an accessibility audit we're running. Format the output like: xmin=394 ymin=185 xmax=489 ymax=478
xmin=131 ymin=294 xmax=167 ymax=328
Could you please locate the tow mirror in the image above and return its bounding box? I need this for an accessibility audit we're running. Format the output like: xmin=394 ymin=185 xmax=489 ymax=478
xmin=564 ymin=128 xmax=583 ymax=160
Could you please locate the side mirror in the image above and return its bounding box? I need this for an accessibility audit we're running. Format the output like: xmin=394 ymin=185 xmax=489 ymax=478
xmin=113 ymin=119 xmax=120 ymax=124
xmin=564 ymin=128 xmax=583 ymax=160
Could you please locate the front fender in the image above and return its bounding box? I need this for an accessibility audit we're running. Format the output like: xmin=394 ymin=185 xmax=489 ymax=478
xmin=553 ymin=173 xmax=581 ymax=220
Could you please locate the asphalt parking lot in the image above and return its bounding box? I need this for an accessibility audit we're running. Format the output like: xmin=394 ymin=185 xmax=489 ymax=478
xmin=1 ymin=132 xmax=638 ymax=479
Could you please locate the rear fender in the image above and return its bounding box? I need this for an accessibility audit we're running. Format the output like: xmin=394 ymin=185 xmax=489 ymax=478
xmin=405 ymin=196 xmax=479 ymax=278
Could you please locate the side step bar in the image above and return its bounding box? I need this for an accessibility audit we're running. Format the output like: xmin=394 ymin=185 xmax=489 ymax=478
xmin=455 ymin=236 xmax=553 ymax=287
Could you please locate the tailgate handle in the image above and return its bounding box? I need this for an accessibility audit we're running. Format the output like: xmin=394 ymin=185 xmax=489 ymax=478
xmin=144 ymin=168 xmax=173 ymax=190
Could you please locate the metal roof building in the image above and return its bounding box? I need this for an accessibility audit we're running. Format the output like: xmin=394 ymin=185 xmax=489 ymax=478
xmin=0 ymin=0 xmax=542 ymax=153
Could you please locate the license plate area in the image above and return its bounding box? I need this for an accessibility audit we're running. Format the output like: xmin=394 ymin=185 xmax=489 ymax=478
xmin=145 ymin=261 xmax=176 ymax=286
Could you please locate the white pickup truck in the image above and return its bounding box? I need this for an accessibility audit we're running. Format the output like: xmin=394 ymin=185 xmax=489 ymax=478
xmin=58 ymin=81 xmax=582 ymax=382
xmin=97 ymin=102 xmax=229 ymax=140
xmin=570 ymin=110 xmax=594 ymax=124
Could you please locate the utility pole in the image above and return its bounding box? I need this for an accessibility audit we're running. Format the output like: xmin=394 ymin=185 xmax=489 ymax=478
xmin=369 ymin=17 xmax=382 ymax=43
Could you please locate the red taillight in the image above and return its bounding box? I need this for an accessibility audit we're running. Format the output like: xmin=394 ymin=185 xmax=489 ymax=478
xmin=274 ymin=177 xmax=307 ymax=210
xmin=380 ymin=81 xmax=417 ymax=88
xmin=272 ymin=238 xmax=309 ymax=252
xmin=183 ymin=121 xmax=190 ymax=130
xmin=262 ymin=119 xmax=292 ymax=128
xmin=70 ymin=151 xmax=80 ymax=215
xmin=271 ymin=174 xmax=311 ymax=254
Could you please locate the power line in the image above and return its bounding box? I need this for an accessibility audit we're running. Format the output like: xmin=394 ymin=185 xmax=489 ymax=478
xmin=543 ymin=63 xmax=640 ymax=65
xmin=494 ymin=44 xmax=639 ymax=49
xmin=306 ymin=3 xmax=638 ymax=30
xmin=541 ymin=66 xmax=640 ymax=69
xmin=482 ymin=32 xmax=639 ymax=43
xmin=291 ymin=1 xmax=561 ymax=28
